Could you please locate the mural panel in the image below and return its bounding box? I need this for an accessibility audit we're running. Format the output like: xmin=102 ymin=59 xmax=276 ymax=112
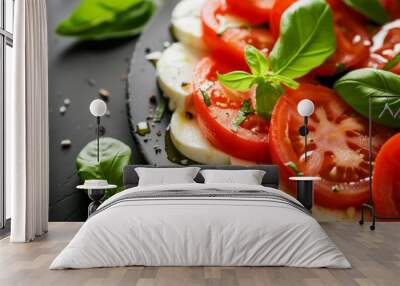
xmin=49 ymin=0 xmax=400 ymax=221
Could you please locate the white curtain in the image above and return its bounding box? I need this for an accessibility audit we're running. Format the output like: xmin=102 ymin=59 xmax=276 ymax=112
xmin=7 ymin=0 xmax=49 ymax=242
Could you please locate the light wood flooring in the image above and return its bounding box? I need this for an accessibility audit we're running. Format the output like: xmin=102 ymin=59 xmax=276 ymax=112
xmin=0 ymin=222 xmax=399 ymax=286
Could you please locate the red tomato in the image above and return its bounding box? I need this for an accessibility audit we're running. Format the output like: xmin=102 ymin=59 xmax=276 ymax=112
xmin=201 ymin=0 xmax=275 ymax=70
xmin=192 ymin=57 xmax=270 ymax=162
xmin=314 ymin=10 xmax=371 ymax=76
xmin=269 ymin=0 xmax=371 ymax=76
xmin=269 ymin=0 xmax=296 ymax=38
xmin=269 ymin=84 xmax=393 ymax=209
xmin=363 ymin=21 xmax=400 ymax=75
xmin=373 ymin=133 xmax=400 ymax=217
xmin=225 ymin=0 xmax=274 ymax=25
xmin=381 ymin=0 xmax=400 ymax=19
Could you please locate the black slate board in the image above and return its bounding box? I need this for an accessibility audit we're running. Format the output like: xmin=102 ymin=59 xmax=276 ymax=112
xmin=47 ymin=0 xmax=145 ymax=221
xmin=128 ymin=0 xmax=186 ymax=166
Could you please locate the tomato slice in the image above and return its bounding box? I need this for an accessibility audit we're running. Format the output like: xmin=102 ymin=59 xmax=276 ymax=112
xmin=314 ymin=7 xmax=371 ymax=76
xmin=201 ymin=0 xmax=275 ymax=70
xmin=270 ymin=0 xmax=371 ymax=76
xmin=225 ymin=0 xmax=273 ymax=25
xmin=269 ymin=84 xmax=394 ymax=209
xmin=362 ymin=21 xmax=400 ymax=75
xmin=372 ymin=133 xmax=400 ymax=217
xmin=192 ymin=57 xmax=270 ymax=162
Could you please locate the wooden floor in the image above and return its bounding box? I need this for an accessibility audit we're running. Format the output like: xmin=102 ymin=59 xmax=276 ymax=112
xmin=0 ymin=222 xmax=399 ymax=286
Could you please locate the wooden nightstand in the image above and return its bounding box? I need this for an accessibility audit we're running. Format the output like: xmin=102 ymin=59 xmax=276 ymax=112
xmin=289 ymin=177 xmax=321 ymax=211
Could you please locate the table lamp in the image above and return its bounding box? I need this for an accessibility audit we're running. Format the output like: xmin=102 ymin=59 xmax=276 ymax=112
xmin=89 ymin=99 xmax=107 ymax=162
xmin=289 ymin=99 xmax=318 ymax=211
xmin=297 ymin=99 xmax=315 ymax=162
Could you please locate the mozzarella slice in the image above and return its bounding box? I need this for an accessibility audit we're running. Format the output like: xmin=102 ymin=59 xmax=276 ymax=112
xmin=171 ymin=0 xmax=248 ymax=51
xmin=157 ymin=43 xmax=203 ymax=111
xmin=171 ymin=0 xmax=207 ymax=50
xmin=170 ymin=111 xmax=231 ymax=164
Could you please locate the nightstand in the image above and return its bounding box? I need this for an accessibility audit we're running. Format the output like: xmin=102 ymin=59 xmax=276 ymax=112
xmin=289 ymin=177 xmax=321 ymax=211
xmin=77 ymin=180 xmax=117 ymax=216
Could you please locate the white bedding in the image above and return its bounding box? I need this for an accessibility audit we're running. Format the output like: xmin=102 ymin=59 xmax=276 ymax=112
xmin=50 ymin=183 xmax=351 ymax=269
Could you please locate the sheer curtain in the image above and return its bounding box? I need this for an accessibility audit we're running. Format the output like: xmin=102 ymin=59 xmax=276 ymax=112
xmin=7 ymin=0 xmax=49 ymax=242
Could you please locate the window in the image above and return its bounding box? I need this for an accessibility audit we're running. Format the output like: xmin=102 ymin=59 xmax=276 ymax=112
xmin=1 ymin=0 xmax=14 ymax=230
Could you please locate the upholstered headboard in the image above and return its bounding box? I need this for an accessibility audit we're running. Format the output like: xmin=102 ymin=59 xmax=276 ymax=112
xmin=123 ymin=165 xmax=280 ymax=189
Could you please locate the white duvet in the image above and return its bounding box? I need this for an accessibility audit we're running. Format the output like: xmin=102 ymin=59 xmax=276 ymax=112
xmin=50 ymin=183 xmax=351 ymax=269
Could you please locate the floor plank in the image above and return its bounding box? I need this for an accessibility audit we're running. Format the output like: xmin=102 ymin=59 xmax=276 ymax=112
xmin=0 ymin=222 xmax=399 ymax=286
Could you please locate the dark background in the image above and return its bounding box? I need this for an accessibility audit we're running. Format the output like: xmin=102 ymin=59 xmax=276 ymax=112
xmin=47 ymin=0 xmax=146 ymax=221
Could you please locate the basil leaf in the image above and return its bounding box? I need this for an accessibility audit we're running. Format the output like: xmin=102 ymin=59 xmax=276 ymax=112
xmin=153 ymin=96 xmax=167 ymax=122
xmin=78 ymin=1 xmax=155 ymax=40
xmin=343 ymin=0 xmax=388 ymax=25
xmin=285 ymin=161 xmax=302 ymax=176
xmin=98 ymin=0 xmax=145 ymax=12
xmin=240 ymin=99 xmax=255 ymax=115
xmin=56 ymin=0 xmax=115 ymax=35
xmin=255 ymin=81 xmax=283 ymax=118
xmin=270 ymin=0 xmax=336 ymax=79
xmin=200 ymin=89 xmax=212 ymax=106
xmin=99 ymin=1 xmax=154 ymax=32
xmin=231 ymin=100 xmax=255 ymax=131
xmin=334 ymin=68 xmax=400 ymax=128
xmin=56 ymin=0 xmax=155 ymax=40
xmin=217 ymin=71 xmax=255 ymax=92
xmin=384 ymin=54 xmax=400 ymax=71
xmin=244 ymin=45 xmax=270 ymax=76
xmin=218 ymin=43 xmax=298 ymax=120
xmin=76 ymin=137 xmax=132 ymax=198
xmin=270 ymin=74 xmax=300 ymax=89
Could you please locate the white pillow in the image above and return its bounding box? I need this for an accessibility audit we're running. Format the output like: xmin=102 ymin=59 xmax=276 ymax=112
xmin=135 ymin=167 xmax=201 ymax=186
xmin=200 ymin=169 xmax=266 ymax=185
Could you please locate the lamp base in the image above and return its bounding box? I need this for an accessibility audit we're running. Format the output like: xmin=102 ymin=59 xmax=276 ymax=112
xmin=296 ymin=180 xmax=314 ymax=210
xmin=87 ymin=189 xmax=105 ymax=216
xmin=298 ymin=125 xmax=309 ymax=136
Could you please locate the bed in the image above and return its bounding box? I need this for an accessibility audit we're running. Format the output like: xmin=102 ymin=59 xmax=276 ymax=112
xmin=50 ymin=165 xmax=350 ymax=269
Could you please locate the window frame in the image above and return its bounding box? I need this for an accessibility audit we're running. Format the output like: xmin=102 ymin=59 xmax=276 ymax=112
xmin=0 ymin=0 xmax=13 ymax=231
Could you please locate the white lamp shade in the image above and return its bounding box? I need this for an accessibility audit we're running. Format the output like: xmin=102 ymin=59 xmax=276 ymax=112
xmin=89 ymin=99 xmax=107 ymax=117
xmin=297 ymin=99 xmax=315 ymax=117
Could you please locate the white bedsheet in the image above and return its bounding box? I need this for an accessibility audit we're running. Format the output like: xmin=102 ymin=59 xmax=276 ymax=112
xmin=50 ymin=183 xmax=351 ymax=269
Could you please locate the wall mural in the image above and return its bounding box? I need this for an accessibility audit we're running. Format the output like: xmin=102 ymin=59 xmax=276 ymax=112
xmin=49 ymin=0 xmax=400 ymax=221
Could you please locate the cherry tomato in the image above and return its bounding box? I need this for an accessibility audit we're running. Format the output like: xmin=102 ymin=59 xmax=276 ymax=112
xmin=201 ymin=0 xmax=275 ymax=70
xmin=269 ymin=84 xmax=394 ymax=209
xmin=269 ymin=0 xmax=371 ymax=76
xmin=373 ymin=133 xmax=400 ymax=217
xmin=192 ymin=57 xmax=271 ymax=162
xmin=225 ymin=0 xmax=274 ymax=25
